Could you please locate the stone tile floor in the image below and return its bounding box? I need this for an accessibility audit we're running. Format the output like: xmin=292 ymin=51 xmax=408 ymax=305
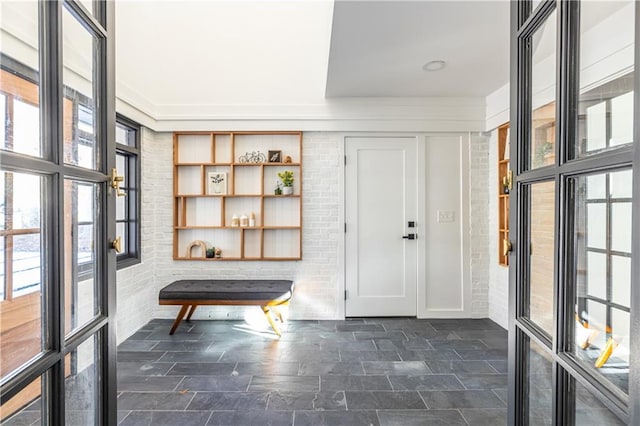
xmin=116 ymin=318 xmax=508 ymax=425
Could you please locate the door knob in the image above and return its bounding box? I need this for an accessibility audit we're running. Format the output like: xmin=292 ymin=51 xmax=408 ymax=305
xmin=402 ymin=233 xmax=417 ymax=240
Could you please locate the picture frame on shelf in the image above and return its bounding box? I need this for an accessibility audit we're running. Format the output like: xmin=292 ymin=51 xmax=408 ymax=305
xmin=208 ymin=172 xmax=227 ymax=195
xmin=268 ymin=150 xmax=282 ymax=163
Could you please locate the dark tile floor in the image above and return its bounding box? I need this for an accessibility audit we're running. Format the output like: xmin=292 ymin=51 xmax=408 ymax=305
xmin=117 ymin=318 xmax=508 ymax=425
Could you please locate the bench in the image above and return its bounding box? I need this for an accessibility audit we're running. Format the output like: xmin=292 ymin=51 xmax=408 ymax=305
xmin=158 ymin=279 xmax=294 ymax=336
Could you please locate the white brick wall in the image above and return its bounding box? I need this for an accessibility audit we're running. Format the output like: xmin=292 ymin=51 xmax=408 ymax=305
xmin=469 ymin=133 xmax=490 ymax=317
xmin=149 ymin=131 xmax=343 ymax=321
xmin=116 ymin=128 xmax=159 ymax=343
xmin=488 ymin=129 xmax=509 ymax=328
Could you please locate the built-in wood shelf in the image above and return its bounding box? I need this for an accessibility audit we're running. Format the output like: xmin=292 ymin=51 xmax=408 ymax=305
xmin=173 ymin=131 xmax=303 ymax=261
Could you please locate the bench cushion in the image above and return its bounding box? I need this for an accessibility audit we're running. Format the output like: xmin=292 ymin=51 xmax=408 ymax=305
xmin=159 ymin=279 xmax=294 ymax=302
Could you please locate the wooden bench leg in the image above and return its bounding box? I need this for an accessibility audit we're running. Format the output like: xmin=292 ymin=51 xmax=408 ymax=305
xmin=186 ymin=304 xmax=197 ymax=321
xmin=262 ymin=306 xmax=282 ymax=337
xmin=170 ymin=305 xmax=190 ymax=335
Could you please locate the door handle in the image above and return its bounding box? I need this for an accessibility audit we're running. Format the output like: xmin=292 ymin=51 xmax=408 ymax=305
xmin=402 ymin=233 xmax=417 ymax=240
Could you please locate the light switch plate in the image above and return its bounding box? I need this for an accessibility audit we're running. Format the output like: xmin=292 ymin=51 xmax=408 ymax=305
xmin=437 ymin=210 xmax=455 ymax=223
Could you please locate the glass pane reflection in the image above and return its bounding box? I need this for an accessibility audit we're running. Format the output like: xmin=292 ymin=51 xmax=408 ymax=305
xmin=529 ymin=10 xmax=557 ymax=170
xmin=63 ymin=6 xmax=99 ymax=170
xmin=572 ymin=379 xmax=625 ymax=425
xmin=0 ymin=1 xmax=42 ymax=159
xmin=0 ymin=373 xmax=44 ymax=423
xmin=0 ymin=171 xmax=45 ymax=381
xmin=65 ymin=335 xmax=99 ymax=425
xmin=526 ymin=336 xmax=553 ymax=425
xmin=64 ymin=179 xmax=100 ymax=335
xmin=526 ymin=181 xmax=556 ymax=336
xmin=572 ymin=169 xmax=632 ymax=393
xmin=575 ymin=0 xmax=634 ymax=158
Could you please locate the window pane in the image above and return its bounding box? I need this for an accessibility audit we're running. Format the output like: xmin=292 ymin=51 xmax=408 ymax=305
xmin=574 ymin=0 xmax=634 ymax=158
xmin=13 ymin=99 xmax=40 ymax=158
xmin=12 ymin=233 xmax=41 ymax=297
xmin=572 ymin=170 xmax=632 ymax=394
xmin=571 ymin=379 xmax=625 ymax=425
xmin=526 ymin=181 xmax=555 ymax=335
xmin=0 ymin=171 xmax=45 ymax=382
xmin=529 ymin=10 xmax=556 ymax=170
xmin=63 ymin=6 xmax=99 ymax=170
xmin=0 ymin=1 xmax=41 ymax=159
xmin=116 ymin=123 xmax=135 ymax=147
xmin=64 ymin=180 xmax=100 ymax=335
xmin=526 ymin=336 xmax=553 ymax=425
xmin=65 ymin=335 xmax=99 ymax=425
xmin=0 ymin=373 xmax=44 ymax=424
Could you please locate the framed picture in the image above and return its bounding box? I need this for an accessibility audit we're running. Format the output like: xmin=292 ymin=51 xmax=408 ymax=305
xmin=208 ymin=172 xmax=227 ymax=195
xmin=268 ymin=150 xmax=282 ymax=163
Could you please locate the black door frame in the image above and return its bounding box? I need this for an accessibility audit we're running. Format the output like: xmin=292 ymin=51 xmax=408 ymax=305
xmin=508 ymin=0 xmax=639 ymax=424
xmin=0 ymin=1 xmax=117 ymax=424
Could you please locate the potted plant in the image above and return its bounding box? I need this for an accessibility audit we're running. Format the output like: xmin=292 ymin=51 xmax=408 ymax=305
xmin=277 ymin=170 xmax=294 ymax=195
xmin=205 ymin=247 xmax=215 ymax=258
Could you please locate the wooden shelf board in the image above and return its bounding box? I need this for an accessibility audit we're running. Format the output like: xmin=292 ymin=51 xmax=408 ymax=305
xmin=176 ymin=194 xmax=224 ymax=198
xmin=261 ymin=257 xmax=301 ymax=261
xmin=227 ymin=194 xmax=262 ymax=198
xmin=262 ymin=226 xmax=301 ymax=230
xmin=174 ymin=256 xmax=242 ymax=261
xmin=263 ymin=194 xmax=301 ymax=198
xmin=498 ymin=159 xmax=510 ymax=164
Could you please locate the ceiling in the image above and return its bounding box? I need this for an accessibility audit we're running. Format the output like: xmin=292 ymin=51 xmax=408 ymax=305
xmin=115 ymin=0 xmax=510 ymax=117
xmin=326 ymin=0 xmax=509 ymax=97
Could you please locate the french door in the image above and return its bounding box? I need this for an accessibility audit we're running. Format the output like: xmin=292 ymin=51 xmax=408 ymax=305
xmin=508 ymin=1 xmax=638 ymax=425
xmin=0 ymin=1 xmax=117 ymax=424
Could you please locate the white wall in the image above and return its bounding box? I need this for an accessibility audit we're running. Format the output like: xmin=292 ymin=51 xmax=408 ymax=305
xmin=121 ymin=129 xmax=491 ymax=323
xmin=115 ymin=128 xmax=160 ymax=343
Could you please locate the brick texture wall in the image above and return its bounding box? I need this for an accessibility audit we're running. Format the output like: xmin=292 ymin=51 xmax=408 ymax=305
xmin=469 ymin=133 xmax=490 ymax=317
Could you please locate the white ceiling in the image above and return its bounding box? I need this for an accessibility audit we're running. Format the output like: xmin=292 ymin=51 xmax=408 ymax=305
xmin=326 ymin=0 xmax=510 ymax=98
xmin=115 ymin=0 xmax=510 ymax=118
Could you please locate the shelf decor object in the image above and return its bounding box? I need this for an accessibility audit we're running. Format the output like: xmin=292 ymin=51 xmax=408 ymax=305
xmin=173 ymin=131 xmax=303 ymax=261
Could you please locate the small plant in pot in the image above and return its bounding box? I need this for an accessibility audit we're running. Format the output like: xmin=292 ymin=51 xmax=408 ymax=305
xmin=205 ymin=247 xmax=215 ymax=258
xmin=277 ymin=170 xmax=294 ymax=195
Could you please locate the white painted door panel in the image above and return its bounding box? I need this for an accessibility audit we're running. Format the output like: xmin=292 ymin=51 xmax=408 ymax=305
xmin=345 ymin=137 xmax=417 ymax=316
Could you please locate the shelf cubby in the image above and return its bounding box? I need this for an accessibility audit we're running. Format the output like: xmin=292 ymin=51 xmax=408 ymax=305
xmin=173 ymin=131 xmax=303 ymax=261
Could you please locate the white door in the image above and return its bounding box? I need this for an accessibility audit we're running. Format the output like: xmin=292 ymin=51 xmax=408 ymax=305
xmin=345 ymin=137 xmax=418 ymax=316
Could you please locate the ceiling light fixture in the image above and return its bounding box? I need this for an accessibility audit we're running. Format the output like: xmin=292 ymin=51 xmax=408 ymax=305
xmin=422 ymin=60 xmax=446 ymax=72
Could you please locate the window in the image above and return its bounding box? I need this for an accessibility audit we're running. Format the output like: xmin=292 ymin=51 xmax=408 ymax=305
xmin=115 ymin=115 xmax=141 ymax=268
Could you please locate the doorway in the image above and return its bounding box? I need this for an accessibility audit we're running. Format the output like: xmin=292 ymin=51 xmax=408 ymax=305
xmin=344 ymin=137 xmax=418 ymax=317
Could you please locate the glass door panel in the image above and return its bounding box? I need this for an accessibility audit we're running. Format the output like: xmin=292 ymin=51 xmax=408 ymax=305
xmin=529 ymin=10 xmax=557 ymax=171
xmin=574 ymin=0 xmax=634 ymax=159
xmin=65 ymin=334 xmax=100 ymax=425
xmin=0 ymin=171 xmax=46 ymax=381
xmin=0 ymin=373 xmax=45 ymax=423
xmin=524 ymin=181 xmax=556 ymax=336
xmin=571 ymin=169 xmax=632 ymax=393
xmin=525 ymin=336 xmax=553 ymax=425
xmin=64 ymin=180 xmax=100 ymax=336
xmin=0 ymin=1 xmax=41 ymax=159
xmin=62 ymin=6 xmax=99 ymax=170
xmin=571 ymin=379 xmax=625 ymax=425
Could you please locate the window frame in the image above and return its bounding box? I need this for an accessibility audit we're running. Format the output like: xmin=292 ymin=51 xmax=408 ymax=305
xmin=114 ymin=114 xmax=141 ymax=269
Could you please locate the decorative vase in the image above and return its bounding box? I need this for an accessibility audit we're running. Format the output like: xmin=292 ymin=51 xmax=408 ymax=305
xmin=283 ymin=186 xmax=293 ymax=196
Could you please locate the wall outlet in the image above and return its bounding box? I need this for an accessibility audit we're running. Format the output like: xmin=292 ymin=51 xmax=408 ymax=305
xmin=437 ymin=210 xmax=455 ymax=223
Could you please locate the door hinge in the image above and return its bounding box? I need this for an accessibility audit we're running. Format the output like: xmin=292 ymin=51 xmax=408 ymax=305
xmin=344 ymin=223 xmax=347 ymax=233
xmin=344 ymin=290 xmax=348 ymax=300
xmin=344 ymin=155 xmax=347 ymax=165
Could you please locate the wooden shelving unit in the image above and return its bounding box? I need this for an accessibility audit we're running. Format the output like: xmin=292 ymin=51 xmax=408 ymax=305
xmin=173 ymin=131 xmax=303 ymax=260
xmin=498 ymin=123 xmax=510 ymax=267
